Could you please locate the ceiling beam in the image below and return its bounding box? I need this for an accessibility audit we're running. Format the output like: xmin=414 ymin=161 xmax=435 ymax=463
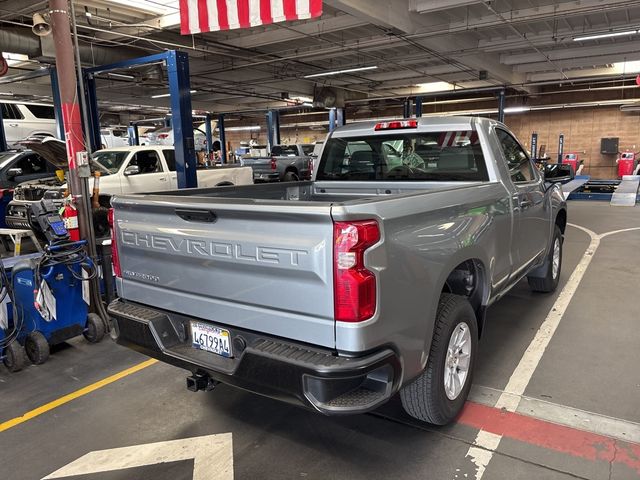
xmin=328 ymin=0 xmax=523 ymax=86
xmin=446 ymin=0 xmax=639 ymax=34
xmin=409 ymin=0 xmax=482 ymax=14
xmin=502 ymin=39 xmax=640 ymax=65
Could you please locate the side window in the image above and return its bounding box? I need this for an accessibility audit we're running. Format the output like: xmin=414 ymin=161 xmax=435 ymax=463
xmin=1 ymin=103 xmax=23 ymax=120
xmin=16 ymin=155 xmax=47 ymax=175
xmin=24 ymin=105 xmax=55 ymax=119
xmin=496 ymin=129 xmax=535 ymax=183
xmin=163 ymin=150 xmax=176 ymax=171
xmin=129 ymin=150 xmax=163 ymax=174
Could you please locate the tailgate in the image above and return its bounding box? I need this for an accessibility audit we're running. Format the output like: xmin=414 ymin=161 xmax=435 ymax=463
xmin=112 ymin=196 xmax=336 ymax=348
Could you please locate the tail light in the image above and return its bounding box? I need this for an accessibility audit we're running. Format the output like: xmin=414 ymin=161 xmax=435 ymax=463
xmin=158 ymin=133 xmax=169 ymax=140
xmin=270 ymin=157 xmax=277 ymax=170
xmin=108 ymin=208 xmax=121 ymax=278
xmin=333 ymin=220 xmax=380 ymax=322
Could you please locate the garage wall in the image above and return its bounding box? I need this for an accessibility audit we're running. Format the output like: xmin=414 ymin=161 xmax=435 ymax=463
xmin=506 ymin=106 xmax=640 ymax=179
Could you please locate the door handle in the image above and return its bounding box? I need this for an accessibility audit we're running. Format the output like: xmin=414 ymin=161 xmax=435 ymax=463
xmin=159 ymin=177 xmax=167 ymax=181
xmin=8 ymin=123 xmax=18 ymax=127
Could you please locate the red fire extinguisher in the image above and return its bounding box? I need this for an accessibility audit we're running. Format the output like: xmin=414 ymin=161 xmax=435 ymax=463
xmin=62 ymin=200 xmax=80 ymax=241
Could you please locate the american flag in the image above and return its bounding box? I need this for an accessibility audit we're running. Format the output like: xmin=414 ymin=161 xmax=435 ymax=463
xmin=180 ymin=0 xmax=323 ymax=35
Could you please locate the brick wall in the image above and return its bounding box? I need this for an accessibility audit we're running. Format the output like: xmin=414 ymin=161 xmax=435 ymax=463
xmin=506 ymin=106 xmax=640 ymax=179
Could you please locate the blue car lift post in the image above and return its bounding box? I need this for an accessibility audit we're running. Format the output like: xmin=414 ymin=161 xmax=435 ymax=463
xmin=0 ymin=68 xmax=65 ymax=151
xmin=83 ymin=50 xmax=197 ymax=188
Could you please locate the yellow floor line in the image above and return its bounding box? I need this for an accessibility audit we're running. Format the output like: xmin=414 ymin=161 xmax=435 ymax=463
xmin=0 ymin=358 xmax=158 ymax=433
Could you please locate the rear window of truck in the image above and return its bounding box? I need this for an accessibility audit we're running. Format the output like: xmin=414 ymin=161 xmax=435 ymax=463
xmin=316 ymin=130 xmax=489 ymax=182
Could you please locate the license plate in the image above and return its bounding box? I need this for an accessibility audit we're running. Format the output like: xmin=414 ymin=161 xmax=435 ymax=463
xmin=191 ymin=322 xmax=232 ymax=358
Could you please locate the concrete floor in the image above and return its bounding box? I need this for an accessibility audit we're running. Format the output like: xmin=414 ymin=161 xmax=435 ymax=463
xmin=1 ymin=202 xmax=640 ymax=480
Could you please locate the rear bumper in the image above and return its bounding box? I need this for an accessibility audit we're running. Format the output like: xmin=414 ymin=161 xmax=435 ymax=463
xmin=108 ymin=299 xmax=401 ymax=414
xmin=252 ymin=171 xmax=280 ymax=182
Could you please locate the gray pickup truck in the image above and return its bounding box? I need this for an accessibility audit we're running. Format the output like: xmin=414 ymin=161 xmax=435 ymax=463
xmin=240 ymin=143 xmax=314 ymax=182
xmin=108 ymin=117 xmax=571 ymax=425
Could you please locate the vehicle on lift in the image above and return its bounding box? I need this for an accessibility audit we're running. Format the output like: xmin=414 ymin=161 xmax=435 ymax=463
xmin=100 ymin=127 xmax=130 ymax=149
xmin=240 ymin=143 xmax=315 ymax=181
xmin=108 ymin=117 xmax=571 ymax=425
xmin=5 ymin=139 xmax=254 ymax=230
xmin=1 ymin=102 xmax=57 ymax=148
xmin=147 ymin=127 xmax=218 ymax=152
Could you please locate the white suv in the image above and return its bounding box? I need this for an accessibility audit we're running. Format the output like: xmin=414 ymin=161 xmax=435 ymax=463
xmin=1 ymin=102 xmax=58 ymax=147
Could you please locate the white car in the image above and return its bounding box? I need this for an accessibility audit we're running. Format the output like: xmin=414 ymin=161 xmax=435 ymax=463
xmin=91 ymin=145 xmax=252 ymax=194
xmin=100 ymin=127 xmax=130 ymax=149
xmin=1 ymin=102 xmax=57 ymax=147
xmin=147 ymin=127 xmax=219 ymax=152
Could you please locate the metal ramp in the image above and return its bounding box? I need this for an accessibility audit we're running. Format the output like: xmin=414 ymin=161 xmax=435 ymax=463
xmin=562 ymin=175 xmax=590 ymax=199
xmin=610 ymin=175 xmax=640 ymax=206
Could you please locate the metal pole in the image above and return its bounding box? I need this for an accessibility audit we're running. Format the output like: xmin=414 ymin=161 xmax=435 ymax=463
xmin=0 ymin=103 xmax=6 ymax=152
xmin=498 ymin=89 xmax=505 ymax=123
xmin=273 ymin=110 xmax=281 ymax=145
xmin=531 ymin=132 xmax=538 ymax=160
xmin=415 ymin=96 xmax=423 ymax=118
xmin=328 ymin=108 xmax=336 ymax=133
xmin=403 ymin=99 xmax=412 ymax=118
xmin=49 ymin=68 xmax=64 ymax=140
xmin=204 ymin=113 xmax=212 ymax=158
xmin=218 ymin=114 xmax=227 ymax=164
xmin=336 ymin=108 xmax=345 ymax=127
xmin=266 ymin=111 xmax=275 ymax=152
xmin=558 ymin=134 xmax=564 ymax=164
xmin=167 ymin=50 xmax=197 ymax=188
xmin=52 ymin=0 xmax=109 ymax=327
xmin=83 ymin=72 xmax=100 ymax=151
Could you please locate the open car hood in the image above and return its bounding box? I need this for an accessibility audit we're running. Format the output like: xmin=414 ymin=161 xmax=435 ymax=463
xmin=20 ymin=136 xmax=111 ymax=175
xmin=20 ymin=136 xmax=69 ymax=169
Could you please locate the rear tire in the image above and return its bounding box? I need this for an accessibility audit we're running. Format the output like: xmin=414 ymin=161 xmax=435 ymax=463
xmin=25 ymin=332 xmax=50 ymax=365
xmin=84 ymin=313 xmax=105 ymax=343
xmin=3 ymin=342 xmax=27 ymax=372
xmin=283 ymin=171 xmax=299 ymax=182
xmin=400 ymin=293 xmax=478 ymax=425
xmin=527 ymin=225 xmax=563 ymax=293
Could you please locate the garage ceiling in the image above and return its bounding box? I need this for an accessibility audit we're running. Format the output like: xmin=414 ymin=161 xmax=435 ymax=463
xmin=2 ymin=0 xmax=640 ymax=115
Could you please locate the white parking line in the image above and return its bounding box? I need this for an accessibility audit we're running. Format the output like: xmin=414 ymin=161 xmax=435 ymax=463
xmin=460 ymin=224 xmax=640 ymax=479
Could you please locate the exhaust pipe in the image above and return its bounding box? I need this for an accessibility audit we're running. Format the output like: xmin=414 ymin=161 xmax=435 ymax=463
xmin=186 ymin=373 xmax=219 ymax=392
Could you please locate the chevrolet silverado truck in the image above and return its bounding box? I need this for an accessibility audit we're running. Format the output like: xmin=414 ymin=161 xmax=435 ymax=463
xmin=108 ymin=117 xmax=571 ymax=425
xmin=240 ymin=143 xmax=314 ymax=182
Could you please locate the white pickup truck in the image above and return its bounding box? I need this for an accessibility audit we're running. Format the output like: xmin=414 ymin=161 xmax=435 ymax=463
xmin=5 ymin=142 xmax=253 ymax=229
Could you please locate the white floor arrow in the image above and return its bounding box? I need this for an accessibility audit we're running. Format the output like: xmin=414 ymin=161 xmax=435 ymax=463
xmin=43 ymin=433 xmax=233 ymax=479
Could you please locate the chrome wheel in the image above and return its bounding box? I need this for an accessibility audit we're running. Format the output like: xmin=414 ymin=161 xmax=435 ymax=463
xmin=552 ymin=237 xmax=561 ymax=280
xmin=444 ymin=322 xmax=471 ymax=400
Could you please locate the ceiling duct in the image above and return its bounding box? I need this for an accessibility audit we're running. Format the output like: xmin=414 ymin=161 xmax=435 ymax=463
xmin=0 ymin=26 xmax=160 ymax=81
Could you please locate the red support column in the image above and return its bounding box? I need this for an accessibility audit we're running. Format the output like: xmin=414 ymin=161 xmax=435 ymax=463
xmin=49 ymin=0 xmax=83 ymax=196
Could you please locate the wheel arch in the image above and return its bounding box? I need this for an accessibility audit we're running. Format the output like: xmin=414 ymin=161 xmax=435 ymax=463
xmin=439 ymin=258 xmax=489 ymax=337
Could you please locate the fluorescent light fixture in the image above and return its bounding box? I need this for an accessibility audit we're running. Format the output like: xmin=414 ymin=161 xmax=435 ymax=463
xmin=291 ymin=95 xmax=313 ymax=103
xmin=416 ymin=81 xmax=455 ymax=93
xmin=574 ymin=30 xmax=638 ymax=41
xmin=225 ymin=126 xmax=261 ymax=132
xmin=102 ymin=0 xmax=172 ymax=14
xmin=2 ymin=52 xmax=29 ymax=67
xmin=504 ymin=106 xmax=530 ymax=113
xmin=303 ymin=65 xmax=378 ymax=78
xmin=108 ymin=72 xmax=134 ymax=80
xmin=151 ymin=90 xmax=197 ymax=99
xmin=613 ymin=60 xmax=640 ymax=74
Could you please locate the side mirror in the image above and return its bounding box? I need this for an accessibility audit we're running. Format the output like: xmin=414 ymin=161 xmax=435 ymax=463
xmin=6 ymin=167 xmax=23 ymax=178
xmin=544 ymin=163 xmax=574 ymax=183
xmin=124 ymin=165 xmax=141 ymax=176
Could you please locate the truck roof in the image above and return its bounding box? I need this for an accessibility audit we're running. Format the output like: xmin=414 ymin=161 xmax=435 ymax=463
xmin=330 ymin=116 xmax=490 ymax=136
